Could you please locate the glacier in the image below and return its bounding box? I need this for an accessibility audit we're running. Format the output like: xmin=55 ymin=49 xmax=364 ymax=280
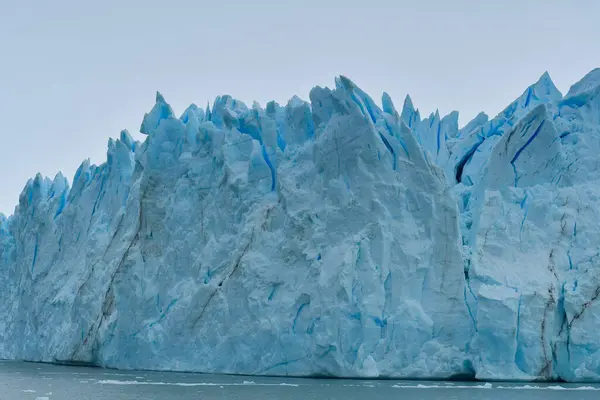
xmin=2 ymin=69 xmax=600 ymax=381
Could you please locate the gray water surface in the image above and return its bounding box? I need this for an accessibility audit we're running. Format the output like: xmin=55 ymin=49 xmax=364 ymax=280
xmin=2 ymin=361 xmax=600 ymax=399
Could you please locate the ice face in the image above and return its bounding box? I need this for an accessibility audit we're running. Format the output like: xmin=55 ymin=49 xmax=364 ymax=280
xmin=449 ymin=72 xmax=563 ymax=188
xmin=2 ymin=69 xmax=600 ymax=381
xmin=457 ymin=70 xmax=600 ymax=381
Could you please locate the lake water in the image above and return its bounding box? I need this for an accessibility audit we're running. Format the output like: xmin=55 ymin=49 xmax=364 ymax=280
xmin=2 ymin=361 xmax=600 ymax=399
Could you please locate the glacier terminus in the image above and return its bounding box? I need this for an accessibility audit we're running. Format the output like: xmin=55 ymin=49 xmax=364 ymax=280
xmin=2 ymin=69 xmax=600 ymax=382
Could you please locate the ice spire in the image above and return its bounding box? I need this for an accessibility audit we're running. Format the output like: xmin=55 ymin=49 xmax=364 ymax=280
xmin=140 ymin=91 xmax=175 ymax=135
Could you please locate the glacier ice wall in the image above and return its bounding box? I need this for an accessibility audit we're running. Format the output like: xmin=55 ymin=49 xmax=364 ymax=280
xmin=2 ymin=69 xmax=600 ymax=381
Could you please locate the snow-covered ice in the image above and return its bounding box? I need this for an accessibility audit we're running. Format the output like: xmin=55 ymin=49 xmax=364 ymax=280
xmin=2 ymin=69 xmax=600 ymax=382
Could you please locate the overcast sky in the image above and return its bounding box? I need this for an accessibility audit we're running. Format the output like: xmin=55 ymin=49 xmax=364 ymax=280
xmin=1 ymin=0 xmax=599 ymax=215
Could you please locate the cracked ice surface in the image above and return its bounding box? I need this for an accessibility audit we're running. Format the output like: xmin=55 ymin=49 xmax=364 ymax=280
xmin=0 ymin=79 xmax=472 ymax=378
xmin=2 ymin=69 xmax=600 ymax=381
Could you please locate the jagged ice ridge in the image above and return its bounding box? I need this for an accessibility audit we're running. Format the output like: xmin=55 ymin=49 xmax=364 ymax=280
xmin=2 ymin=69 xmax=600 ymax=381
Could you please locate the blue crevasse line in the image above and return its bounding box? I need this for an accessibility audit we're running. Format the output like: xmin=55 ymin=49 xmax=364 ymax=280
xmin=463 ymin=262 xmax=479 ymax=307
xmin=520 ymin=190 xmax=529 ymax=236
xmin=373 ymin=316 xmax=387 ymax=328
xmin=261 ymin=145 xmax=276 ymax=191
xmin=378 ymin=132 xmax=397 ymax=170
xmin=463 ymin=285 xmax=478 ymax=331
xmin=511 ymin=166 xmax=521 ymax=188
xmin=461 ymin=190 xmax=472 ymax=210
xmin=510 ymin=120 xmax=546 ymax=164
xmin=318 ymin=345 xmax=336 ymax=359
xmin=524 ymin=88 xmax=532 ymax=108
xmin=203 ymin=268 xmax=212 ymax=284
xmin=350 ymin=92 xmax=368 ymax=121
xmin=149 ymin=298 xmax=178 ymax=329
xmin=293 ymin=301 xmax=309 ymax=333
xmin=520 ymin=114 xmax=540 ymax=138
xmin=455 ymin=135 xmax=485 ymax=183
xmin=467 ymin=277 xmax=478 ymax=302
xmin=413 ymin=112 xmax=420 ymax=129
xmin=383 ymin=119 xmax=409 ymax=159
xmin=520 ymin=191 xmax=529 ymax=234
xmin=568 ymin=251 xmax=574 ymax=270
xmin=487 ymin=118 xmax=506 ymax=138
xmin=560 ymin=131 xmax=572 ymax=140
xmin=520 ymin=209 xmax=529 ymax=236
xmin=520 ymin=193 xmax=528 ymax=209
xmin=573 ymin=279 xmax=578 ymax=292
xmin=510 ymin=120 xmax=546 ymax=187
xmin=348 ymin=312 xmax=361 ymax=321
xmin=276 ymin=132 xmax=286 ymax=151
xmin=131 ymin=298 xmax=179 ymax=337
xmin=268 ymin=284 xmax=279 ymax=301
xmin=514 ymin=294 xmax=527 ymax=373
xmin=31 ymin=238 xmax=38 ymax=273
xmin=360 ymin=95 xmax=378 ymax=124
xmin=574 ymin=222 xmax=577 ymax=237
xmin=54 ymin=192 xmax=67 ymax=219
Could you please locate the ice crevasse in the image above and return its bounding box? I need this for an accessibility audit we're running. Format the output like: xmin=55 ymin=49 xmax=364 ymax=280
xmin=2 ymin=70 xmax=600 ymax=381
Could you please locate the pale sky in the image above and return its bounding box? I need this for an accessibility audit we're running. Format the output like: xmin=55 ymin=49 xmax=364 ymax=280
xmin=1 ymin=0 xmax=599 ymax=215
